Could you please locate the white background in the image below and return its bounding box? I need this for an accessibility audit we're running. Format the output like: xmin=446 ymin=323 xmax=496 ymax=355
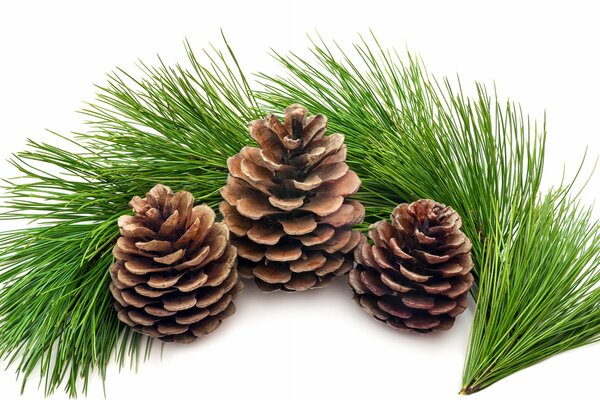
xmin=0 ymin=1 xmax=598 ymax=399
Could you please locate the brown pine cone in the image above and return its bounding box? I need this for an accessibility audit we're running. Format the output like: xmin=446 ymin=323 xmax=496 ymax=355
xmin=349 ymin=199 xmax=474 ymax=333
xmin=109 ymin=184 xmax=243 ymax=343
xmin=220 ymin=104 xmax=364 ymax=291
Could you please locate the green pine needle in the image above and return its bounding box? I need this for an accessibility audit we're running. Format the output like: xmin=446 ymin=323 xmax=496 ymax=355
xmin=257 ymin=33 xmax=600 ymax=393
xmin=0 ymin=37 xmax=260 ymax=396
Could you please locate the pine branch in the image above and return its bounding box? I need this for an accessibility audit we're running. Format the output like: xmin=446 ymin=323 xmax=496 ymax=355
xmin=0 ymin=38 xmax=260 ymax=396
xmin=257 ymin=33 xmax=600 ymax=392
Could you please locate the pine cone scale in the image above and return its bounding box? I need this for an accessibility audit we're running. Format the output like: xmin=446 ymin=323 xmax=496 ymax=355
xmin=253 ymin=262 xmax=292 ymax=284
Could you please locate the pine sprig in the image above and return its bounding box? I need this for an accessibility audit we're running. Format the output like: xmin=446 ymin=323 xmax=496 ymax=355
xmin=461 ymin=191 xmax=600 ymax=393
xmin=0 ymin=39 xmax=260 ymax=396
xmin=1 ymin=33 xmax=598 ymax=397
xmin=257 ymin=33 xmax=600 ymax=393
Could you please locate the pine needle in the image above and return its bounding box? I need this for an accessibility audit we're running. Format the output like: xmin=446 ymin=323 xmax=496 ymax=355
xmin=0 ymin=37 xmax=260 ymax=396
xmin=257 ymin=33 xmax=600 ymax=393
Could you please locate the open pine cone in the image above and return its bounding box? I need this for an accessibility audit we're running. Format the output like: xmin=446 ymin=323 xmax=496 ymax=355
xmin=110 ymin=184 xmax=242 ymax=343
xmin=349 ymin=200 xmax=474 ymax=333
xmin=220 ymin=104 xmax=364 ymax=291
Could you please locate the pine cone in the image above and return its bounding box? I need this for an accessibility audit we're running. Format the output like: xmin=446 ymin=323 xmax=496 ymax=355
xmin=110 ymin=184 xmax=242 ymax=343
xmin=349 ymin=199 xmax=474 ymax=333
xmin=220 ymin=104 xmax=364 ymax=291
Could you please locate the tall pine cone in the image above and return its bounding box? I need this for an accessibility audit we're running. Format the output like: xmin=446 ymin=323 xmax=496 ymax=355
xmin=349 ymin=200 xmax=474 ymax=333
xmin=110 ymin=184 xmax=242 ymax=343
xmin=220 ymin=104 xmax=364 ymax=291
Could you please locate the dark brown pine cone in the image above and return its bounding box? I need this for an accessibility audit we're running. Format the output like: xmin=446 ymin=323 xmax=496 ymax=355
xmin=109 ymin=184 xmax=243 ymax=343
xmin=349 ymin=199 xmax=474 ymax=333
xmin=220 ymin=104 xmax=364 ymax=291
